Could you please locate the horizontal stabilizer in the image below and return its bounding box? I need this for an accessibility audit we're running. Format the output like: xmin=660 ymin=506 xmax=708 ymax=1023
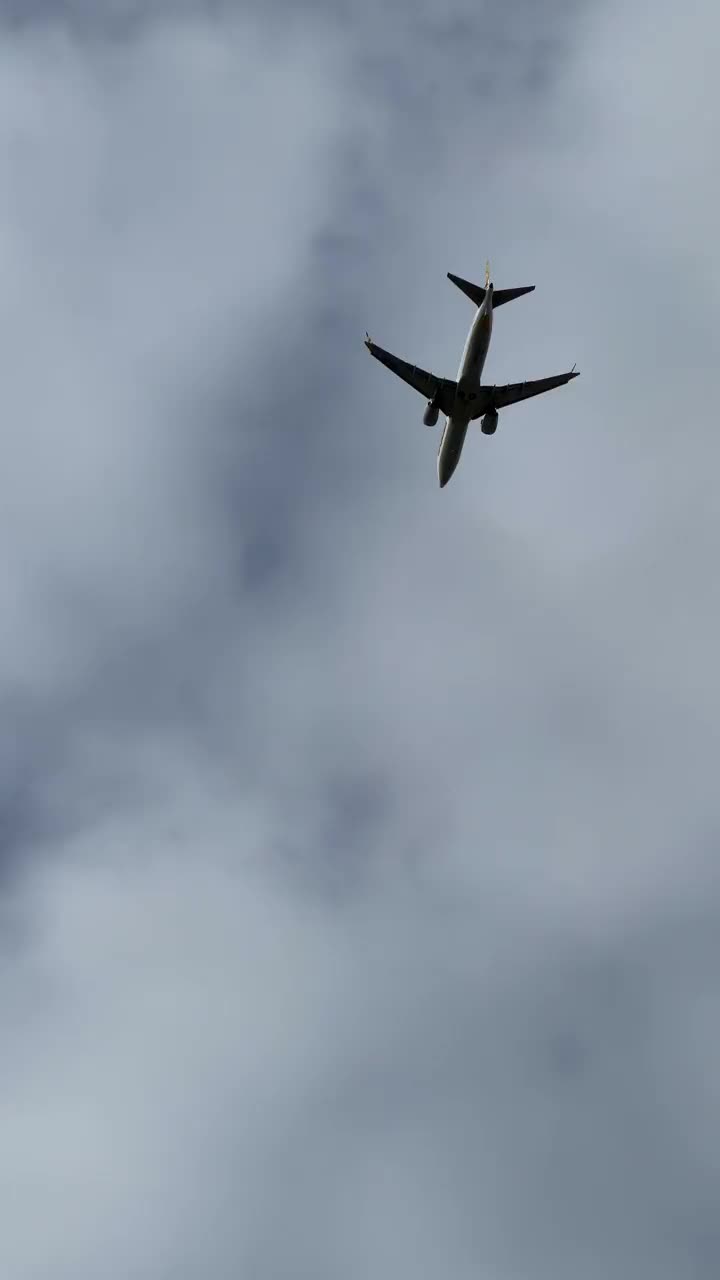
xmin=447 ymin=272 xmax=486 ymax=307
xmin=447 ymin=272 xmax=535 ymax=308
xmin=493 ymin=285 xmax=535 ymax=307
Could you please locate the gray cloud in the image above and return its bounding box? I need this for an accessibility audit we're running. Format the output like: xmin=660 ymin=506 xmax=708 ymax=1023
xmin=1 ymin=0 xmax=720 ymax=1275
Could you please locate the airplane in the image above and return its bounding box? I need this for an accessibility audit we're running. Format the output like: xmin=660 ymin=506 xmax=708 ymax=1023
xmin=364 ymin=263 xmax=580 ymax=487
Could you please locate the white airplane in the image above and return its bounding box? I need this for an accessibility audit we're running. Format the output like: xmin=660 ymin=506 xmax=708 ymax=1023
xmin=365 ymin=263 xmax=580 ymax=487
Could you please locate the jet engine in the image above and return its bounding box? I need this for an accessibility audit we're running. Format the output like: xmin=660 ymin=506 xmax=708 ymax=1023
xmin=423 ymin=400 xmax=439 ymax=427
xmin=481 ymin=409 xmax=498 ymax=435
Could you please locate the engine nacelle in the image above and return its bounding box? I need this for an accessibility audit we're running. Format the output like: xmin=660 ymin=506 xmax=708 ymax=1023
xmin=423 ymin=400 xmax=440 ymax=427
xmin=481 ymin=409 xmax=498 ymax=435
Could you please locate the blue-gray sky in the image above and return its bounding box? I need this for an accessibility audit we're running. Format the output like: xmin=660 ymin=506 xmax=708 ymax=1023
xmin=1 ymin=1 xmax=720 ymax=1276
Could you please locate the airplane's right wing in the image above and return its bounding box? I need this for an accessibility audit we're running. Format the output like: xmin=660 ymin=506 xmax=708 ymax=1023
xmin=365 ymin=337 xmax=457 ymax=416
xmin=487 ymin=369 xmax=580 ymax=409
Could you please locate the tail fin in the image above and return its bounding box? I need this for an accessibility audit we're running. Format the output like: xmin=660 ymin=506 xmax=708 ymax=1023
xmin=447 ymin=271 xmax=535 ymax=308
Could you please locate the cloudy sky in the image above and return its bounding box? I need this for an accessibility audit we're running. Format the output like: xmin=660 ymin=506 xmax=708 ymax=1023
xmin=1 ymin=0 xmax=719 ymax=1276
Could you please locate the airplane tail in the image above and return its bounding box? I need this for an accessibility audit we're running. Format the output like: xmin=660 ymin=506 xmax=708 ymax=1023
xmin=447 ymin=271 xmax=535 ymax=309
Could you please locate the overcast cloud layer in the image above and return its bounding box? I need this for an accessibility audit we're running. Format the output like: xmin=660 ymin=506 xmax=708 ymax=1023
xmin=1 ymin=1 xmax=719 ymax=1277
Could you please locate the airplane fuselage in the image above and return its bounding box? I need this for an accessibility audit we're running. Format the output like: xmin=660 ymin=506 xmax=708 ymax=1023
xmin=437 ymin=283 xmax=493 ymax=487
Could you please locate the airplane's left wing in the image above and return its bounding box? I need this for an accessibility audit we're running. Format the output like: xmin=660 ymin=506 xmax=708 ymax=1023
xmin=486 ymin=369 xmax=580 ymax=410
xmin=365 ymin=336 xmax=457 ymax=417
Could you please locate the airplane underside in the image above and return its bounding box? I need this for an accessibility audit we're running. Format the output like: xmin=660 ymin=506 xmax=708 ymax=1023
xmin=364 ymin=264 xmax=579 ymax=487
xmin=437 ymin=417 xmax=469 ymax=488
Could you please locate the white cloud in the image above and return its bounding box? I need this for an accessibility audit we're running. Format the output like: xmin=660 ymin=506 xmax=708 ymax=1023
xmin=0 ymin=15 xmax=343 ymax=689
xmin=2 ymin=0 xmax=720 ymax=1276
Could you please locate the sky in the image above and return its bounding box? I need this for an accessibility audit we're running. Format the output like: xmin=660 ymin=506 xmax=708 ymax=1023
xmin=0 ymin=0 xmax=719 ymax=1276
